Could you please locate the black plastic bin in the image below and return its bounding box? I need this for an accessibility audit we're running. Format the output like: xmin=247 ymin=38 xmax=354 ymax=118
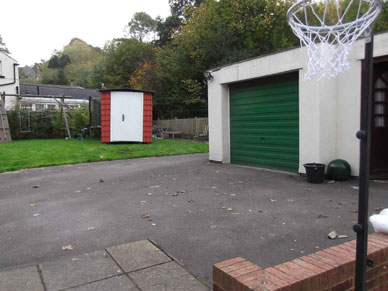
xmin=303 ymin=163 xmax=326 ymax=184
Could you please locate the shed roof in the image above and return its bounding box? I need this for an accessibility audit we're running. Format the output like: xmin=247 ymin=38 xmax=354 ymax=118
xmin=99 ymin=88 xmax=154 ymax=93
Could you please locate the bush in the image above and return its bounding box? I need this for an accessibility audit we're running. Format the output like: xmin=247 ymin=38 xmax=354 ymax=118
xmin=7 ymin=106 xmax=90 ymax=140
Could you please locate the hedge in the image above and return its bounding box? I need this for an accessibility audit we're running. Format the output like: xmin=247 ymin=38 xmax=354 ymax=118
xmin=6 ymin=106 xmax=90 ymax=140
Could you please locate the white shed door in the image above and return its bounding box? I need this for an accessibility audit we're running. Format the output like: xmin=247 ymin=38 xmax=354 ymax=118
xmin=110 ymin=92 xmax=143 ymax=142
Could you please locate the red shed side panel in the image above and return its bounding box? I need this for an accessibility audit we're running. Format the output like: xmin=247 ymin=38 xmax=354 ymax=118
xmin=143 ymin=92 xmax=153 ymax=143
xmin=100 ymin=91 xmax=111 ymax=143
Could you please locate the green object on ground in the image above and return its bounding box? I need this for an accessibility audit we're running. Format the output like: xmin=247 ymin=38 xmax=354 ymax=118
xmin=0 ymin=139 xmax=209 ymax=173
xmin=327 ymin=159 xmax=351 ymax=181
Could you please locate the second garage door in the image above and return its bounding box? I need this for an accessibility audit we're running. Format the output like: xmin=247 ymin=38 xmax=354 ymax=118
xmin=230 ymin=72 xmax=299 ymax=172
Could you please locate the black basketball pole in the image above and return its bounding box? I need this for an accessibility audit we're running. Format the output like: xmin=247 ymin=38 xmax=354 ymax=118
xmin=354 ymin=28 xmax=374 ymax=291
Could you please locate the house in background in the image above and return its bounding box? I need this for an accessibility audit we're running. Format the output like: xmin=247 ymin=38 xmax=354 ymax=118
xmin=16 ymin=83 xmax=100 ymax=111
xmin=0 ymin=51 xmax=19 ymax=109
xmin=207 ymin=32 xmax=388 ymax=178
xmin=19 ymin=65 xmax=39 ymax=80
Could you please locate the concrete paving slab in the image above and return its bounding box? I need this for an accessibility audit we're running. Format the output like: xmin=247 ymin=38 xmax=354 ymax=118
xmin=129 ymin=261 xmax=208 ymax=291
xmin=0 ymin=265 xmax=44 ymax=291
xmin=67 ymin=275 xmax=138 ymax=291
xmin=107 ymin=240 xmax=171 ymax=273
xmin=40 ymin=250 xmax=122 ymax=291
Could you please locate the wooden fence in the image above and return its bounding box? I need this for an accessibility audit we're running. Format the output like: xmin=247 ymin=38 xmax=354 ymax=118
xmin=154 ymin=117 xmax=208 ymax=138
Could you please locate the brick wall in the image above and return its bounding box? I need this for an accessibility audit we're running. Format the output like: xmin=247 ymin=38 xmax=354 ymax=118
xmin=213 ymin=233 xmax=388 ymax=291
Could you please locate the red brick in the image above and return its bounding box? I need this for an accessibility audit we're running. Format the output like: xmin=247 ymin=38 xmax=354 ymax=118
xmin=274 ymin=262 xmax=318 ymax=290
xmin=214 ymin=258 xmax=246 ymax=270
xmin=223 ymin=261 xmax=253 ymax=274
xmin=250 ymin=275 xmax=289 ymax=291
xmin=265 ymin=267 xmax=299 ymax=285
xmin=316 ymin=250 xmax=352 ymax=267
xmin=368 ymin=238 xmax=388 ymax=252
xmin=261 ymin=271 xmax=291 ymax=291
xmin=368 ymin=237 xmax=388 ymax=249
xmin=229 ymin=265 xmax=262 ymax=279
xmin=343 ymin=240 xmax=357 ymax=249
xmin=300 ymin=256 xmax=333 ymax=271
xmin=370 ymin=233 xmax=388 ymax=244
xmin=332 ymin=279 xmax=353 ymax=291
xmin=243 ymin=277 xmax=263 ymax=290
xmin=337 ymin=244 xmax=356 ymax=255
xmin=308 ymin=254 xmax=345 ymax=286
xmin=371 ymin=284 xmax=385 ymax=291
xmin=292 ymin=258 xmax=328 ymax=289
xmin=309 ymin=253 xmax=341 ymax=268
xmin=365 ymin=241 xmax=388 ymax=267
xmin=213 ymin=269 xmax=234 ymax=291
xmin=300 ymin=255 xmax=342 ymax=287
xmin=367 ymin=272 xmax=388 ymax=290
xmin=237 ymin=271 xmax=265 ymax=291
xmin=324 ymin=246 xmax=355 ymax=262
xmin=367 ymin=263 xmax=388 ymax=281
xmin=237 ymin=270 xmax=264 ymax=285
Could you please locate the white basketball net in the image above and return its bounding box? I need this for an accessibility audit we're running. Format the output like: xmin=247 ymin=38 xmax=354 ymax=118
xmin=287 ymin=0 xmax=383 ymax=81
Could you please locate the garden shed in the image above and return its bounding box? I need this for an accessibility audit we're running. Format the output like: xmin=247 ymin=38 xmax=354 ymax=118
xmin=100 ymin=88 xmax=153 ymax=143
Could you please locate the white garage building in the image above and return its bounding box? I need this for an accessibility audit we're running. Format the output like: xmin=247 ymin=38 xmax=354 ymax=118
xmin=207 ymin=32 xmax=388 ymax=178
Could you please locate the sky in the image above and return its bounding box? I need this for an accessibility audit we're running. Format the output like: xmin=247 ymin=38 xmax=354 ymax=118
xmin=0 ymin=0 xmax=171 ymax=66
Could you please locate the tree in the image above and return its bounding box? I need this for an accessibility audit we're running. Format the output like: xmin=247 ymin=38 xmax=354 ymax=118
xmin=40 ymin=38 xmax=104 ymax=87
xmin=150 ymin=44 xmax=206 ymax=118
xmin=59 ymin=54 xmax=71 ymax=68
xmin=169 ymin=0 xmax=203 ymax=19
xmin=375 ymin=1 xmax=388 ymax=33
xmin=0 ymin=35 xmax=10 ymax=54
xmin=130 ymin=61 xmax=157 ymax=90
xmin=303 ymin=0 xmax=388 ymax=30
xmin=48 ymin=55 xmax=60 ymax=69
xmin=91 ymin=38 xmax=153 ymax=88
xmin=175 ymin=0 xmax=298 ymax=70
xmin=127 ymin=12 xmax=157 ymax=42
xmin=136 ymin=0 xmax=301 ymax=119
xmin=154 ymin=15 xmax=182 ymax=46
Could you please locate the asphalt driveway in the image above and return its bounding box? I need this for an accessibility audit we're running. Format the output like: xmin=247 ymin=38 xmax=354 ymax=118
xmin=1 ymin=153 xmax=387 ymax=287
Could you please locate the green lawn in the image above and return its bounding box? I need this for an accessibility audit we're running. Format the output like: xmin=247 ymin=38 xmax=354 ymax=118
xmin=0 ymin=139 xmax=209 ymax=173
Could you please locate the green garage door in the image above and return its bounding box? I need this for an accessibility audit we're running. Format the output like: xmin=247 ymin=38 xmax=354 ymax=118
xmin=230 ymin=72 xmax=299 ymax=172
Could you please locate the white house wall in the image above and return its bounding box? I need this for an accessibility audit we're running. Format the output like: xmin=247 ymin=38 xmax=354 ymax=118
xmin=0 ymin=52 xmax=19 ymax=109
xmin=208 ymin=32 xmax=388 ymax=176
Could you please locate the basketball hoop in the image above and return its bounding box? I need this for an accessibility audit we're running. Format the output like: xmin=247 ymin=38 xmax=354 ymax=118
xmin=287 ymin=1 xmax=384 ymax=290
xmin=287 ymin=0 xmax=383 ymax=80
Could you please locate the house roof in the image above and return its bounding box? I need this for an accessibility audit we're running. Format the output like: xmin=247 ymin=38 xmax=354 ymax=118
xmin=0 ymin=51 xmax=18 ymax=63
xmin=20 ymin=83 xmax=100 ymax=100
xmin=20 ymin=66 xmax=38 ymax=78
xmin=100 ymin=88 xmax=154 ymax=93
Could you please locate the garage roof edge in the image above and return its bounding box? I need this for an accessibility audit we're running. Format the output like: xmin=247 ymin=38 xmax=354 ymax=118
xmin=205 ymin=30 xmax=388 ymax=73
